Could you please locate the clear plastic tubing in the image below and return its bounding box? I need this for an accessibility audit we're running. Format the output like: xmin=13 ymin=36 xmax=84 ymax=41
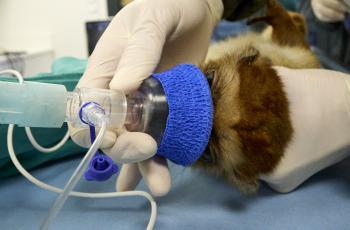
xmin=40 ymin=121 xmax=107 ymax=230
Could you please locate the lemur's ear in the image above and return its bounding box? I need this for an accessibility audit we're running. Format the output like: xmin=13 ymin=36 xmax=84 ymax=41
xmin=238 ymin=46 xmax=260 ymax=65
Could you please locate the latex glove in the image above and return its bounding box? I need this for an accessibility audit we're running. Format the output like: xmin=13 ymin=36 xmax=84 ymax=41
xmin=311 ymin=0 xmax=349 ymax=22
xmin=261 ymin=67 xmax=350 ymax=193
xmin=69 ymin=0 xmax=223 ymax=196
xmin=345 ymin=0 xmax=350 ymax=7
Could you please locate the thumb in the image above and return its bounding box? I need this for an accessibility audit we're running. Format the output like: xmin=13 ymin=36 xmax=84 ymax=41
xmin=109 ymin=21 xmax=167 ymax=93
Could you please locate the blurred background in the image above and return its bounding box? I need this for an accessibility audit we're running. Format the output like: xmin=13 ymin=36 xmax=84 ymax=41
xmin=0 ymin=0 xmax=125 ymax=76
xmin=0 ymin=0 xmax=348 ymax=77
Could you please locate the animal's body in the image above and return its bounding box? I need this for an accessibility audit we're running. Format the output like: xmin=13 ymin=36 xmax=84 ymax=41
xmin=195 ymin=0 xmax=320 ymax=193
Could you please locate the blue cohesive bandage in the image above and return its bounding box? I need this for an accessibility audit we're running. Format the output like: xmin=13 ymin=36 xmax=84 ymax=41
xmin=152 ymin=64 xmax=213 ymax=166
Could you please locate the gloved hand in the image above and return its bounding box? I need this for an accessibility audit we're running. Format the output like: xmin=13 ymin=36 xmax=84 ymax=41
xmin=69 ymin=0 xmax=224 ymax=196
xmin=261 ymin=67 xmax=350 ymax=193
xmin=311 ymin=0 xmax=350 ymax=22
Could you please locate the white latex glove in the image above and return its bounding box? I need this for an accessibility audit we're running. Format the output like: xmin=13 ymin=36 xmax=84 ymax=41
xmin=311 ymin=0 xmax=350 ymax=22
xmin=69 ymin=0 xmax=223 ymax=196
xmin=345 ymin=0 xmax=350 ymax=7
xmin=261 ymin=67 xmax=350 ymax=193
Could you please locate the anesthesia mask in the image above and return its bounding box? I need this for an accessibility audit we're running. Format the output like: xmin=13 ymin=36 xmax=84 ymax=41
xmin=0 ymin=64 xmax=213 ymax=229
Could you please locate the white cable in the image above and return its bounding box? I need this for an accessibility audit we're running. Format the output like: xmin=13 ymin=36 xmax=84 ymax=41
xmin=0 ymin=69 xmax=24 ymax=83
xmin=0 ymin=69 xmax=70 ymax=153
xmin=2 ymin=69 xmax=157 ymax=229
xmin=25 ymin=128 xmax=70 ymax=153
xmin=8 ymin=122 xmax=156 ymax=230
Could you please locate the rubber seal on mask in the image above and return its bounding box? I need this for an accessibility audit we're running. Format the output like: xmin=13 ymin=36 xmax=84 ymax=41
xmin=152 ymin=64 xmax=213 ymax=166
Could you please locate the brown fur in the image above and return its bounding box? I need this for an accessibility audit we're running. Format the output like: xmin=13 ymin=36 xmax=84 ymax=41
xmin=194 ymin=0 xmax=320 ymax=193
xmin=248 ymin=0 xmax=309 ymax=48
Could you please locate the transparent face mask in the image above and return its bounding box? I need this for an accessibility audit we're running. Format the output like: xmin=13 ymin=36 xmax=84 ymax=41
xmin=66 ymin=78 xmax=168 ymax=144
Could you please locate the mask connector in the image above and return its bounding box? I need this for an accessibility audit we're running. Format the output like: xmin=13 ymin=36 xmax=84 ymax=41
xmin=79 ymin=102 xmax=119 ymax=181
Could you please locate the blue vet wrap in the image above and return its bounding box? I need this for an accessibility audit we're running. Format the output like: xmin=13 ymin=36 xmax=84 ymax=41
xmin=152 ymin=64 xmax=214 ymax=166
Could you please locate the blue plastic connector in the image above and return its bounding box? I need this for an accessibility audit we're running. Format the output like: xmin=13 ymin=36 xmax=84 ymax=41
xmin=84 ymin=151 xmax=119 ymax=181
xmin=79 ymin=102 xmax=119 ymax=182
